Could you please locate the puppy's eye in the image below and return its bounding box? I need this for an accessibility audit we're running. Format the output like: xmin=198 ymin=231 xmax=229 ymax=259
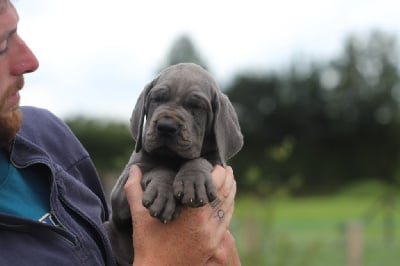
xmin=149 ymin=89 xmax=169 ymax=103
xmin=150 ymin=94 xmax=165 ymax=103
xmin=185 ymin=98 xmax=208 ymax=110
xmin=187 ymin=101 xmax=204 ymax=109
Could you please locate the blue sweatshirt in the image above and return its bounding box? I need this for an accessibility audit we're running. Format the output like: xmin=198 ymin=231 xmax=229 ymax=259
xmin=0 ymin=106 xmax=117 ymax=265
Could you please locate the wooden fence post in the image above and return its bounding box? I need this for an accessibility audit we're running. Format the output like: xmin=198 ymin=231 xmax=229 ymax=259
xmin=347 ymin=222 xmax=363 ymax=266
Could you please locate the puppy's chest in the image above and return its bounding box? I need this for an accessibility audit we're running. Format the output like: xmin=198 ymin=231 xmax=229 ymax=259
xmin=137 ymin=152 xmax=186 ymax=171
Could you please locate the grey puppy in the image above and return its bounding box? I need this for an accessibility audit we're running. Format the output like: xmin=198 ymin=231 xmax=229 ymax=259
xmin=105 ymin=63 xmax=243 ymax=265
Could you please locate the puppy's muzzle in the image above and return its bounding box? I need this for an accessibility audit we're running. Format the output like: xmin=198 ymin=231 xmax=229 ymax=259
xmin=156 ymin=117 xmax=181 ymax=137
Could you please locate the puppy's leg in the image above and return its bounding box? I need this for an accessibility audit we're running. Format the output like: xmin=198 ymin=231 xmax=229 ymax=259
xmin=141 ymin=167 xmax=180 ymax=223
xmin=173 ymin=158 xmax=218 ymax=207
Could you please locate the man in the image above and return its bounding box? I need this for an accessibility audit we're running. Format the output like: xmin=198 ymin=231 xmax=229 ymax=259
xmin=0 ymin=1 xmax=240 ymax=265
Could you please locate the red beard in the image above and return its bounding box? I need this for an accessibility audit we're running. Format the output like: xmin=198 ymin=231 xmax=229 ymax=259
xmin=0 ymin=108 xmax=22 ymax=149
xmin=0 ymin=77 xmax=24 ymax=149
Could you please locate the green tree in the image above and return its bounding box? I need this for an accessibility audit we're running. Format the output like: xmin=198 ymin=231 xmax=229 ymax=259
xmin=158 ymin=34 xmax=208 ymax=71
xmin=226 ymin=31 xmax=400 ymax=195
xmin=66 ymin=118 xmax=134 ymax=176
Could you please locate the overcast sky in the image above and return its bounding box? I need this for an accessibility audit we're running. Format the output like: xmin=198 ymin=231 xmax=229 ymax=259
xmin=14 ymin=0 xmax=400 ymax=122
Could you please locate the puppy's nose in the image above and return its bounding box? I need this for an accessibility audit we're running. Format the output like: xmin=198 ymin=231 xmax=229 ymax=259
xmin=157 ymin=118 xmax=180 ymax=136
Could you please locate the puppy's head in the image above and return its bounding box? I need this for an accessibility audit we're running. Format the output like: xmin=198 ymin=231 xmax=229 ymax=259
xmin=131 ymin=63 xmax=243 ymax=163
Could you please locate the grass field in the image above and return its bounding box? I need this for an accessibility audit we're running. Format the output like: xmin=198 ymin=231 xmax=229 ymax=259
xmin=231 ymin=181 xmax=400 ymax=266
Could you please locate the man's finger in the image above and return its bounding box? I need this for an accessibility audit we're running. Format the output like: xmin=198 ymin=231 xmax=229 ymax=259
xmin=124 ymin=165 xmax=144 ymax=210
xmin=220 ymin=166 xmax=234 ymax=199
xmin=211 ymin=165 xmax=227 ymax=190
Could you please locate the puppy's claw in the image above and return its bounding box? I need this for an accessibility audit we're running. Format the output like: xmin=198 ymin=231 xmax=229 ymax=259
xmin=208 ymin=192 xmax=218 ymax=202
xmin=143 ymin=200 xmax=151 ymax=208
xmin=142 ymin=180 xmax=151 ymax=189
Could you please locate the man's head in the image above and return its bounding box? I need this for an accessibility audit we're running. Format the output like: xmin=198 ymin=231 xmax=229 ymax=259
xmin=0 ymin=0 xmax=39 ymax=149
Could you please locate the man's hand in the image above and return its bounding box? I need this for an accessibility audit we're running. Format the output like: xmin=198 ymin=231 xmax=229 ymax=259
xmin=124 ymin=165 xmax=241 ymax=265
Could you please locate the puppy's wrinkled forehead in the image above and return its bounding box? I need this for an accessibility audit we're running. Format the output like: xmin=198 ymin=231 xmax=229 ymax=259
xmin=155 ymin=63 xmax=217 ymax=97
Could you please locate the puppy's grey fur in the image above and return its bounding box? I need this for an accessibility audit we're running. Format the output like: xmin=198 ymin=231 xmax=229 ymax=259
xmin=105 ymin=63 xmax=243 ymax=265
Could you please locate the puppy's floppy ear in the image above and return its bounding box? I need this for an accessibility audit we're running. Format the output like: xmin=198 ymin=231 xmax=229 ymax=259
xmin=130 ymin=76 xmax=159 ymax=152
xmin=212 ymin=91 xmax=244 ymax=165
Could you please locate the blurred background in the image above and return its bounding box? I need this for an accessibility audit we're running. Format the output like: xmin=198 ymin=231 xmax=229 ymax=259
xmin=16 ymin=0 xmax=400 ymax=265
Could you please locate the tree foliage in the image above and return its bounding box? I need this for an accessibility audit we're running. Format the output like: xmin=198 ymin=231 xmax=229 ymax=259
xmin=65 ymin=31 xmax=400 ymax=196
xmin=227 ymin=31 xmax=400 ymax=195
xmin=65 ymin=118 xmax=134 ymax=175
xmin=158 ymin=34 xmax=208 ymax=71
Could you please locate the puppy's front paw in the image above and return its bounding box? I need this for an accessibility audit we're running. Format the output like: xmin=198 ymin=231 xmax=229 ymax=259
xmin=141 ymin=168 xmax=179 ymax=223
xmin=173 ymin=169 xmax=217 ymax=208
xmin=142 ymin=180 xmax=179 ymax=223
